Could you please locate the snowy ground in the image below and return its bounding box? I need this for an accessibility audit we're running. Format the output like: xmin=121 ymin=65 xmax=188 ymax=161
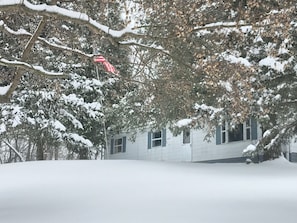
xmin=0 ymin=158 xmax=297 ymax=223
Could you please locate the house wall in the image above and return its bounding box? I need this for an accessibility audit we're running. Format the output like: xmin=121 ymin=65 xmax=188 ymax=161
xmin=108 ymin=123 xmax=297 ymax=163
xmin=108 ymin=124 xmax=262 ymax=162
xmin=189 ymin=128 xmax=259 ymax=162
xmin=284 ymin=139 xmax=297 ymax=162
xmin=108 ymin=129 xmax=191 ymax=162
xmin=191 ymin=130 xmax=251 ymax=162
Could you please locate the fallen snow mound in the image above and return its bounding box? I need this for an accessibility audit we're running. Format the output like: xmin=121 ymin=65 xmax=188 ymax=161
xmin=0 ymin=159 xmax=296 ymax=223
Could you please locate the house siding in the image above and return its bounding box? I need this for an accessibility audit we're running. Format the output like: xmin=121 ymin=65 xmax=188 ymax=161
xmin=287 ymin=139 xmax=297 ymax=162
xmin=290 ymin=153 xmax=297 ymax=162
xmin=191 ymin=128 xmax=256 ymax=162
xmin=107 ymin=122 xmax=296 ymax=163
xmin=108 ymin=127 xmax=259 ymax=162
xmin=109 ymin=129 xmax=191 ymax=162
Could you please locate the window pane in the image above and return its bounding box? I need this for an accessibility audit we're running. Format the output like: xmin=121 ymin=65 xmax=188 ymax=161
xmin=222 ymin=132 xmax=226 ymax=143
xmin=183 ymin=129 xmax=190 ymax=144
xmin=117 ymin=145 xmax=122 ymax=153
xmin=152 ymin=139 xmax=162 ymax=147
xmin=115 ymin=138 xmax=122 ymax=146
xmin=228 ymin=124 xmax=243 ymax=142
xmin=152 ymin=131 xmax=161 ymax=139
xmin=246 ymin=128 xmax=251 ymax=140
xmin=114 ymin=138 xmax=123 ymax=153
xmin=246 ymin=119 xmax=251 ymax=127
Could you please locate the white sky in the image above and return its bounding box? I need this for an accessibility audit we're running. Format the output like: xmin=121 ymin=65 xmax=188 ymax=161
xmin=0 ymin=158 xmax=296 ymax=223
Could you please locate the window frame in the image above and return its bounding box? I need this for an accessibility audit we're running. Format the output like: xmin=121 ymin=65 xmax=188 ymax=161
xmin=148 ymin=129 xmax=166 ymax=149
xmin=110 ymin=136 xmax=126 ymax=154
xmin=114 ymin=138 xmax=123 ymax=153
xmin=220 ymin=119 xmax=252 ymax=144
xmin=183 ymin=128 xmax=191 ymax=144
xmin=151 ymin=130 xmax=162 ymax=147
xmin=246 ymin=119 xmax=251 ymax=140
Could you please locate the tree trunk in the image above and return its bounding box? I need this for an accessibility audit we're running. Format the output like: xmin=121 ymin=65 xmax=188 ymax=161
xmin=36 ymin=138 xmax=44 ymax=160
xmin=54 ymin=147 xmax=59 ymax=160
xmin=78 ymin=148 xmax=89 ymax=160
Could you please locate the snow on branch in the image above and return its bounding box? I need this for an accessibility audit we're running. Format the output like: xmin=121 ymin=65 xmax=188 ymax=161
xmin=0 ymin=19 xmax=31 ymax=35
xmin=193 ymin=21 xmax=254 ymax=33
xmin=0 ymin=57 xmax=67 ymax=78
xmin=0 ymin=20 xmax=93 ymax=59
xmin=221 ymin=52 xmax=252 ymax=67
xmin=194 ymin=104 xmax=223 ymax=120
xmin=0 ymin=0 xmax=137 ymax=38
xmin=120 ymin=40 xmax=170 ymax=54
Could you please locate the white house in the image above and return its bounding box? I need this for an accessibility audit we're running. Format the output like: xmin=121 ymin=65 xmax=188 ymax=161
xmin=108 ymin=118 xmax=297 ymax=163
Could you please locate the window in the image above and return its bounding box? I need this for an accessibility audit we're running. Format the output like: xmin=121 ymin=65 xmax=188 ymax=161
xmin=183 ymin=128 xmax=191 ymax=144
xmin=216 ymin=119 xmax=257 ymax=145
xmin=148 ymin=129 xmax=166 ymax=149
xmin=114 ymin=138 xmax=123 ymax=153
xmin=152 ymin=131 xmax=162 ymax=147
xmin=228 ymin=123 xmax=243 ymax=142
xmin=110 ymin=137 xmax=126 ymax=154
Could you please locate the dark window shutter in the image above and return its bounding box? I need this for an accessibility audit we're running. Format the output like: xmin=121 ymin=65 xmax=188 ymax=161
xmin=110 ymin=138 xmax=114 ymax=154
xmin=251 ymin=118 xmax=258 ymax=140
xmin=148 ymin=132 xmax=152 ymax=149
xmin=122 ymin=136 xmax=126 ymax=153
xmin=162 ymin=128 xmax=166 ymax=147
xmin=216 ymin=126 xmax=221 ymax=145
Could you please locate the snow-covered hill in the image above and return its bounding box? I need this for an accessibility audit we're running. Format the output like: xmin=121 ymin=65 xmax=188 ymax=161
xmin=0 ymin=159 xmax=296 ymax=223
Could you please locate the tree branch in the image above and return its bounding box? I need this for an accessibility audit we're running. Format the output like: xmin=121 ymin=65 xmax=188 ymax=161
xmin=3 ymin=140 xmax=25 ymax=162
xmin=0 ymin=0 xmax=139 ymax=39
xmin=0 ymin=16 xmax=48 ymax=103
xmin=0 ymin=57 xmax=67 ymax=78
xmin=0 ymin=20 xmax=93 ymax=59
xmin=119 ymin=40 xmax=195 ymax=71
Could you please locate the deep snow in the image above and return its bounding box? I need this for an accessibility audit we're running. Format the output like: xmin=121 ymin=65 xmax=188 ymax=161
xmin=0 ymin=158 xmax=297 ymax=223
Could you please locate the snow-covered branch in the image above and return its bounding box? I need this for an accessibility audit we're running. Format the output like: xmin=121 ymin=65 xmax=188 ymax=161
xmin=193 ymin=21 xmax=255 ymax=33
xmin=120 ymin=40 xmax=169 ymax=54
xmin=0 ymin=0 xmax=138 ymax=38
xmin=0 ymin=57 xmax=67 ymax=78
xmin=0 ymin=20 xmax=31 ymax=35
xmin=0 ymin=20 xmax=93 ymax=59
